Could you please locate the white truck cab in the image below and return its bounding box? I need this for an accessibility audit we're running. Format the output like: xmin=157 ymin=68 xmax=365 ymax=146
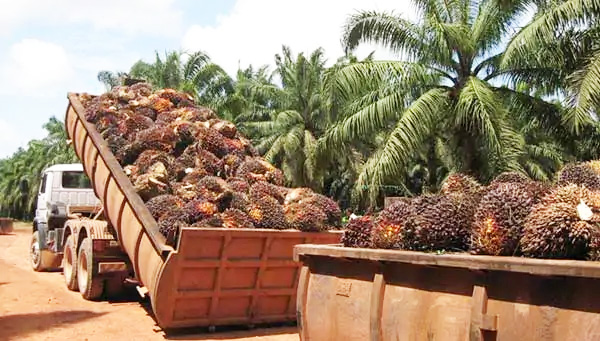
xmin=31 ymin=163 xmax=101 ymax=271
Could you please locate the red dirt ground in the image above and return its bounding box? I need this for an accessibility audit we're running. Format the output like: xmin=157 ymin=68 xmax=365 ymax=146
xmin=0 ymin=222 xmax=299 ymax=341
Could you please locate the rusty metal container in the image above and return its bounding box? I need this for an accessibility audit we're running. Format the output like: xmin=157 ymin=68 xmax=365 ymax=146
xmin=0 ymin=218 xmax=13 ymax=234
xmin=65 ymin=93 xmax=341 ymax=328
xmin=294 ymin=244 xmax=600 ymax=341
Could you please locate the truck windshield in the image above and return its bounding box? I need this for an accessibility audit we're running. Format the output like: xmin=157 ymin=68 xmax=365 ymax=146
xmin=61 ymin=171 xmax=92 ymax=189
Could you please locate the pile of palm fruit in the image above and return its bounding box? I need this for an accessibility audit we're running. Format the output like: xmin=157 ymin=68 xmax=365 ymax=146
xmin=77 ymin=83 xmax=341 ymax=246
xmin=342 ymin=161 xmax=600 ymax=261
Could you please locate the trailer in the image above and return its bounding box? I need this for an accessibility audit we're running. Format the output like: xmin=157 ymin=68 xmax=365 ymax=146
xmin=58 ymin=93 xmax=341 ymax=329
xmin=294 ymin=244 xmax=600 ymax=340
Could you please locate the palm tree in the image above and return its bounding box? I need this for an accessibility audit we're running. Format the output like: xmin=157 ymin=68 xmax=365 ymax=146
xmin=240 ymin=46 xmax=329 ymax=188
xmin=0 ymin=117 xmax=76 ymax=220
xmin=322 ymin=0 xmax=569 ymax=204
xmin=128 ymin=50 xmax=234 ymax=112
xmin=502 ymin=0 xmax=600 ymax=134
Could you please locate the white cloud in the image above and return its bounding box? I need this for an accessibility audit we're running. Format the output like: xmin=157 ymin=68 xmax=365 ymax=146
xmin=1 ymin=39 xmax=74 ymax=96
xmin=182 ymin=0 xmax=416 ymax=75
xmin=0 ymin=0 xmax=183 ymax=37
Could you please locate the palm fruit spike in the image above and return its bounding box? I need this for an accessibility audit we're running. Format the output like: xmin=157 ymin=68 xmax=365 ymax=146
xmin=236 ymin=157 xmax=283 ymax=185
xmin=284 ymin=187 xmax=314 ymax=205
xmin=539 ymin=184 xmax=600 ymax=209
xmin=229 ymin=191 xmax=250 ymax=212
xmin=117 ymin=112 xmax=154 ymax=140
xmin=490 ymin=171 xmax=530 ymax=186
xmin=247 ymin=192 xmax=287 ymax=229
xmin=520 ymin=202 xmax=600 ymax=259
xmin=401 ymin=194 xmax=444 ymax=250
xmin=191 ymin=214 xmax=223 ymax=228
xmin=284 ymin=202 xmax=328 ymax=232
xmin=158 ymin=208 xmax=190 ymax=246
xmin=145 ymin=194 xmax=184 ymax=221
xmin=222 ymin=209 xmax=254 ymax=229
xmin=134 ymin=106 xmax=158 ymax=121
xmin=302 ymin=193 xmax=342 ymax=227
xmin=209 ymin=119 xmax=238 ymax=138
xmin=195 ymin=125 xmax=228 ymax=157
xmin=156 ymin=88 xmax=195 ymax=107
xmin=249 ymin=181 xmax=286 ymax=204
xmin=184 ymin=199 xmax=219 ymax=223
xmin=440 ymin=173 xmax=483 ymax=198
xmin=169 ymin=120 xmax=201 ymax=154
xmin=471 ymin=183 xmax=536 ymax=256
xmin=403 ymin=194 xmax=472 ymax=252
xmin=198 ymin=176 xmax=231 ymax=195
xmin=226 ymin=177 xmax=250 ymax=193
xmin=172 ymin=182 xmax=200 ymax=201
xmin=181 ymin=168 xmax=209 ymax=185
xmin=341 ymin=216 xmax=374 ymax=248
xmin=197 ymin=149 xmax=223 ymax=176
xmin=371 ymin=200 xmax=413 ymax=249
xmin=586 ymin=160 xmax=600 ymax=175
xmin=223 ymin=138 xmax=246 ymax=157
xmin=134 ymin=150 xmax=174 ymax=174
xmin=132 ymin=125 xmax=178 ymax=156
xmin=222 ymin=154 xmax=244 ymax=177
xmin=557 ymin=162 xmax=600 ymax=190
xmin=150 ymin=96 xmax=174 ymax=113
xmin=133 ymin=162 xmax=170 ymax=201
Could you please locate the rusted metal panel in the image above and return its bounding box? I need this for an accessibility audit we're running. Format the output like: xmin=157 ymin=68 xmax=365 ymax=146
xmin=152 ymin=228 xmax=341 ymax=328
xmin=295 ymin=245 xmax=600 ymax=340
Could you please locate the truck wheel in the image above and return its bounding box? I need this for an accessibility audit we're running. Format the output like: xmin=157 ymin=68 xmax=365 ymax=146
xmin=30 ymin=231 xmax=45 ymax=272
xmin=63 ymin=234 xmax=78 ymax=291
xmin=77 ymin=238 xmax=104 ymax=300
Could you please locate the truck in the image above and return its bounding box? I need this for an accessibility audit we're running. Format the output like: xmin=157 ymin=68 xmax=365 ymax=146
xmin=31 ymin=92 xmax=340 ymax=329
xmin=30 ymin=163 xmax=101 ymax=272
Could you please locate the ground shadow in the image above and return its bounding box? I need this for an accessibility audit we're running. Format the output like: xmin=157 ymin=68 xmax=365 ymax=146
xmin=0 ymin=310 xmax=106 ymax=340
xmin=163 ymin=322 xmax=298 ymax=340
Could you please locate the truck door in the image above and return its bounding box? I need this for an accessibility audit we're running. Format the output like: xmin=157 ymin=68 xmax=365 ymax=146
xmin=35 ymin=172 xmax=52 ymax=223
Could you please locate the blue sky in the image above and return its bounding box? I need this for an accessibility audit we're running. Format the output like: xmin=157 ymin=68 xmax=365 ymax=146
xmin=0 ymin=0 xmax=407 ymax=158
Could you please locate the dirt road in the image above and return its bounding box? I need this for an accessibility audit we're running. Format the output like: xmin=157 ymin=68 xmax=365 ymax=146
xmin=0 ymin=222 xmax=299 ymax=341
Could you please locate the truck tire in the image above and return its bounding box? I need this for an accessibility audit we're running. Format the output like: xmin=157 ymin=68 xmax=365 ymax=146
xmin=30 ymin=231 xmax=45 ymax=272
xmin=77 ymin=238 xmax=104 ymax=300
xmin=63 ymin=234 xmax=78 ymax=291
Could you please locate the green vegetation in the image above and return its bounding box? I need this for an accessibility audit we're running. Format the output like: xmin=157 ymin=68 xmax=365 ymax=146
xmin=2 ymin=0 xmax=600 ymax=220
xmin=0 ymin=117 xmax=77 ymax=219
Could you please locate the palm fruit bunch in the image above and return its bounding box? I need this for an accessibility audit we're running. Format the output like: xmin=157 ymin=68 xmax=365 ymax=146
xmin=489 ymin=171 xmax=531 ymax=187
xmin=79 ymin=83 xmax=342 ymax=246
xmin=557 ymin=162 xmax=600 ymax=190
xmin=249 ymin=181 xmax=287 ymax=204
xmin=221 ymin=208 xmax=254 ymax=229
xmin=520 ymin=184 xmax=600 ymax=259
xmin=341 ymin=216 xmax=374 ymax=248
xmin=284 ymin=202 xmax=328 ymax=232
xmin=471 ymin=183 xmax=537 ymax=256
xmin=400 ymin=194 xmax=443 ymax=250
xmin=146 ymin=194 xmax=185 ymax=221
xmin=403 ymin=194 xmax=473 ymax=252
xmin=236 ymin=157 xmax=285 ymax=185
xmin=302 ymin=194 xmax=342 ymax=228
xmin=371 ymin=199 xmax=413 ymax=249
xmin=247 ymin=191 xmax=288 ymax=229
xmin=440 ymin=173 xmax=484 ymax=199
